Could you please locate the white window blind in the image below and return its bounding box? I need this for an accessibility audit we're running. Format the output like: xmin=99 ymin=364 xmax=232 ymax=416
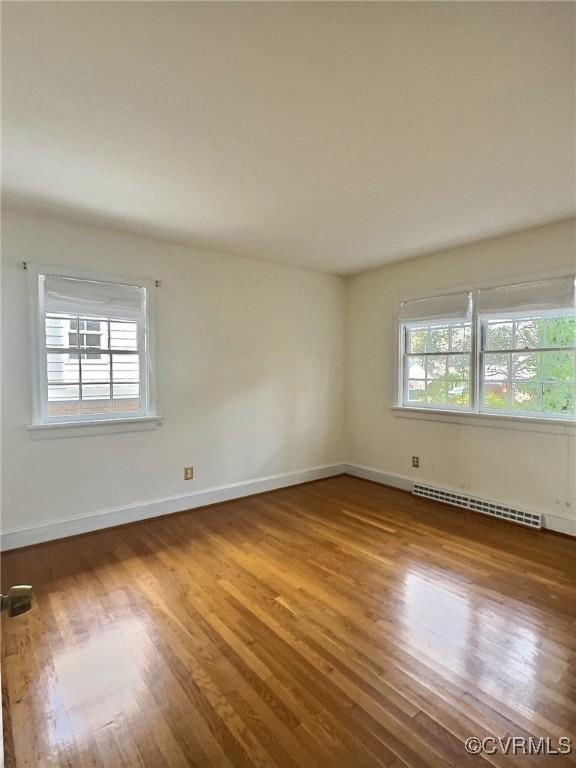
xmin=477 ymin=277 xmax=575 ymax=418
xmin=476 ymin=276 xmax=575 ymax=316
xmin=399 ymin=291 xmax=472 ymax=323
xmin=43 ymin=275 xmax=146 ymax=320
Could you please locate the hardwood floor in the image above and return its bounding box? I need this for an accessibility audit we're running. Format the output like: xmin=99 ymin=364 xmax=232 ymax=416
xmin=2 ymin=475 xmax=575 ymax=767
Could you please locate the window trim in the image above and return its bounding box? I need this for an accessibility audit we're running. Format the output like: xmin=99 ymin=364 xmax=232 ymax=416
xmin=396 ymin=277 xmax=575 ymax=424
xmin=391 ymin=405 xmax=576 ymax=433
xmin=27 ymin=263 xmax=158 ymax=428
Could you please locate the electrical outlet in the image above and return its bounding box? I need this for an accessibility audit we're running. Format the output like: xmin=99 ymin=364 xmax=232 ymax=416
xmin=184 ymin=466 xmax=194 ymax=481
xmin=412 ymin=456 xmax=420 ymax=468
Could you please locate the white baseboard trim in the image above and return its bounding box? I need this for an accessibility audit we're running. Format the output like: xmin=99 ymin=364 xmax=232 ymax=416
xmin=3 ymin=463 xmax=572 ymax=550
xmin=1 ymin=464 xmax=346 ymax=551
xmin=343 ymin=463 xmax=414 ymax=492
xmin=542 ymin=514 xmax=576 ymax=537
xmin=343 ymin=464 xmax=575 ymax=537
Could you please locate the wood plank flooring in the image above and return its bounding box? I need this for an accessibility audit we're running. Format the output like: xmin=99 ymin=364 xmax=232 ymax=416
xmin=2 ymin=475 xmax=575 ymax=767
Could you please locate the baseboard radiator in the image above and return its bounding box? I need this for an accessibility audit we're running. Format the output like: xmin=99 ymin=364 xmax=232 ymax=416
xmin=413 ymin=483 xmax=542 ymax=529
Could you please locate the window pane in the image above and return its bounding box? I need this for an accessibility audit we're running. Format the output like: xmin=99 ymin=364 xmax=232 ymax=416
xmin=407 ymin=328 xmax=427 ymax=354
xmin=447 ymin=381 xmax=470 ymax=406
xmin=82 ymin=333 xmax=101 ymax=349
xmin=540 ymin=350 xmax=575 ymax=382
xmin=110 ymin=321 xmax=138 ymax=351
xmin=427 ymin=356 xmax=447 ymax=379
xmin=485 ymin=321 xmax=512 ymax=351
xmin=408 ymin=356 xmax=425 ymax=379
xmin=544 ymin=316 xmax=576 ymax=348
xmin=113 ymin=384 xmax=140 ymax=413
xmin=77 ymin=318 xmax=107 ymax=353
xmin=407 ymin=379 xmax=426 ymax=402
xmin=81 ymin=384 xmax=112 ymax=415
xmin=429 ymin=326 xmax=450 ymax=352
xmin=450 ymin=325 xmax=471 ymax=352
xmin=543 ymin=383 xmax=574 ymax=415
xmin=515 ymin=319 xmax=541 ymax=350
xmin=483 ymin=383 xmax=508 ymax=410
xmin=47 ymin=353 xmax=79 ymax=385
xmin=48 ymin=384 xmax=80 ymax=417
xmin=485 ymin=314 xmax=576 ymax=352
xmin=46 ymin=317 xmax=76 ymax=349
xmin=447 ymin=354 xmax=470 ymax=380
xmin=511 ymin=352 xmax=538 ymax=380
xmin=95 ymin=320 xmax=109 ymax=350
xmin=512 ymin=383 xmax=540 ymax=412
xmin=74 ymin=318 xmax=103 ymax=333
xmin=484 ymin=353 xmax=509 ymax=380
xmin=81 ymin=355 xmax=111 ymax=384
xmin=425 ymin=381 xmax=448 ymax=404
xmin=112 ymin=354 xmax=140 ymax=383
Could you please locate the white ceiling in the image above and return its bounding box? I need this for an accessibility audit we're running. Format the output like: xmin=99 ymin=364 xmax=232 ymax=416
xmin=2 ymin=2 xmax=574 ymax=275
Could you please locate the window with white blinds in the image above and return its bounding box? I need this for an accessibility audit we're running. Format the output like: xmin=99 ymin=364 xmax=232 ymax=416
xmin=398 ymin=276 xmax=576 ymax=421
xmin=400 ymin=291 xmax=473 ymax=410
xmin=476 ymin=278 xmax=575 ymax=419
xmin=30 ymin=268 xmax=156 ymax=425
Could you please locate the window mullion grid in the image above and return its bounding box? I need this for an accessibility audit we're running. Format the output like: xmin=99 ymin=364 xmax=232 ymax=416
xmin=479 ymin=345 xmax=567 ymax=354
xmin=77 ymin=314 xmax=83 ymax=415
xmin=425 ymin=326 xmax=431 ymax=405
xmin=573 ymin=349 xmax=576 ymax=402
xmin=108 ymin=320 xmax=114 ymax=411
xmin=446 ymin=351 xmax=451 ymax=405
xmin=537 ymin=350 xmax=543 ymax=413
xmin=402 ymin=326 xmax=408 ymax=406
xmin=138 ymin=317 xmax=147 ymax=415
xmin=447 ymin=326 xmax=453 ymax=407
xmin=472 ymin=310 xmax=481 ymax=414
xmin=507 ymin=351 xmax=513 ymax=410
xmin=509 ymin=319 xmax=519 ymax=410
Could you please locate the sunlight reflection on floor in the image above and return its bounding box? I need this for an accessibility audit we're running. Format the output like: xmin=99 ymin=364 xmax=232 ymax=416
xmin=46 ymin=617 xmax=155 ymax=751
xmin=401 ymin=568 xmax=538 ymax=710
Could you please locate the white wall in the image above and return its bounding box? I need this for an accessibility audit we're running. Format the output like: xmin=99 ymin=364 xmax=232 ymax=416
xmin=1 ymin=209 xmax=346 ymax=542
xmin=2 ymin=211 xmax=575 ymax=546
xmin=346 ymin=219 xmax=576 ymax=535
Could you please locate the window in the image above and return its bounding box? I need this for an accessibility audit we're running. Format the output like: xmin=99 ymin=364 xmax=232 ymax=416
xmin=400 ymin=290 xmax=473 ymax=411
xmin=30 ymin=267 xmax=157 ymax=425
xmin=399 ymin=277 xmax=575 ymax=422
xmin=405 ymin=321 xmax=472 ymax=408
xmin=481 ymin=313 xmax=575 ymax=416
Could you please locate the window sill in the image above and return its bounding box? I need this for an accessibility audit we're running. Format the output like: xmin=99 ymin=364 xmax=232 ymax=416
xmin=26 ymin=416 xmax=162 ymax=439
xmin=391 ymin=406 xmax=575 ymax=434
